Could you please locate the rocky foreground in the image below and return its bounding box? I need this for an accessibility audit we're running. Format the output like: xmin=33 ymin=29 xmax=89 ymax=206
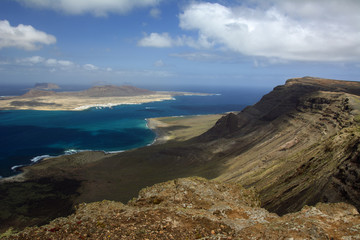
xmin=3 ymin=177 xmax=360 ymax=239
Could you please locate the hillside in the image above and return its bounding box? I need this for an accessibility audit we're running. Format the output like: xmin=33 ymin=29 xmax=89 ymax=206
xmin=1 ymin=77 xmax=360 ymax=235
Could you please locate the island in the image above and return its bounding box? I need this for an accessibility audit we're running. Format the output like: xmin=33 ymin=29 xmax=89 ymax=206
xmin=0 ymin=84 xmax=212 ymax=111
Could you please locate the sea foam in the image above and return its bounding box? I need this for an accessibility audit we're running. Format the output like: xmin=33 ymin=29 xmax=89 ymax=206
xmin=11 ymin=164 xmax=26 ymax=171
xmin=30 ymin=155 xmax=51 ymax=163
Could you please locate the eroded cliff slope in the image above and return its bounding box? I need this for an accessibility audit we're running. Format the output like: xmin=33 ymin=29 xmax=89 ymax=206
xmin=198 ymin=77 xmax=360 ymax=214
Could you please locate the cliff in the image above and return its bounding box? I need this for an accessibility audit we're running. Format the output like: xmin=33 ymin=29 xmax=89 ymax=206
xmin=3 ymin=177 xmax=360 ymax=239
xmin=199 ymin=77 xmax=360 ymax=214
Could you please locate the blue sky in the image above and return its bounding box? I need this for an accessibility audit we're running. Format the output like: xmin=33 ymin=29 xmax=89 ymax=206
xmin=0 ymin=0 xmax=359 ymax=88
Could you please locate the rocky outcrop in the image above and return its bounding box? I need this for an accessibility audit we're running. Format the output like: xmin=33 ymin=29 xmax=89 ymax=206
xmin=3 ymin=178 xmax=360 ymax=239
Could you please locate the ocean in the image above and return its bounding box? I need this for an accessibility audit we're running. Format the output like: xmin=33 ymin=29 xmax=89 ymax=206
xmin=0 ymin=85 xmax=269 ymax=178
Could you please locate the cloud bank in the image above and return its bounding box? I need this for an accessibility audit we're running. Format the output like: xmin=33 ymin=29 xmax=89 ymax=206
xmin=0 ymin=20 xmax=56 ymax=50
xmin=178 ymin=1 xmax=360 ymax=61
xmin=18 ymin=0 xmax=163 ymax=17
xmin=139 ymin=1 xmax=360 ymax=62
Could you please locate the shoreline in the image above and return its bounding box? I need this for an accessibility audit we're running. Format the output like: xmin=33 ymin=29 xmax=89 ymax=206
xmin=1 ymin=113 xmax=223 ymax=183
xmin=0 ymin=91 xmax=215 ymax=111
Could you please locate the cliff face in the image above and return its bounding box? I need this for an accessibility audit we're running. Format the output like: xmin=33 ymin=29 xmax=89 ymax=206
xmin=4 ymin=177 xmax=360 ymax=240
xmin=198 ymin=77 xmax=360 ymax=214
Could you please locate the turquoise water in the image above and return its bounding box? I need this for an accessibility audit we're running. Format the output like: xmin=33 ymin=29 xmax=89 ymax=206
xmin=0 ymin=86 xmax=269 ymax=177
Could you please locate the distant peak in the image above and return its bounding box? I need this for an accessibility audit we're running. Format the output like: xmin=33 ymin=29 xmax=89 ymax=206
xmin=34 ymin=83 xmax=60 ymax=90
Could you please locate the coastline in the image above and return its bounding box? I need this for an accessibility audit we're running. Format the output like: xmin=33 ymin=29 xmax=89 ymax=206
xmin=0 ymin=91 xmax=214 ymax=111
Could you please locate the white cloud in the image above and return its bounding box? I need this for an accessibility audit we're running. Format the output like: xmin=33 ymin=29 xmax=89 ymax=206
xmin=149 ymin=8 xmax=161 ymax=19
xmin=178 ymin=1 xmax=360 ymax=61
xmin=11 ymin=56 xmax=109 ymax=72
xmin=58 ymin=60 xmax=73 ymax=67
xmin=17 ymin=56 xmax=45 ymax=65
xmin=18 ymin=0 xmax=163 ymax=17
xmin=170 ymin=52 xmax=228 ymax=62
xmin=45 ymin=58 xmax=57 ymax=66
xmin=83 ymin=63 xmax=99 ymax=71
xmin=13 ymin=56 xmax=75 ymax=70
xmin=138 ymin=33 xmax=174 ymax=48
xmin=0 ymin=20 xmax=56 ymax=50
xmin=154 ymin=59 xmax=164 ymax=67
xmin=138 ymin=32 xmax=214 ymax=49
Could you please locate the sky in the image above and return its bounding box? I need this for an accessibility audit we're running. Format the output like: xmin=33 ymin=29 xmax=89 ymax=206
xmin=0 ymin=0 xmax=359 ymax=88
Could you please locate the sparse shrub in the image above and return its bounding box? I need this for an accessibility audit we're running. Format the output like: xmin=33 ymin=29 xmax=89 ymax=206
xmin=0 ymin=227 xmax=15 ymax=238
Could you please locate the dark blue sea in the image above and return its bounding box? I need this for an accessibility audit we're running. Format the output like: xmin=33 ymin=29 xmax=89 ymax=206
xmin=0 ymin=85 xmax=270 ymax=178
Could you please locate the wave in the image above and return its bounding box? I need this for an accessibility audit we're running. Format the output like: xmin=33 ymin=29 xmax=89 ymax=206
xmin=30 ymin=155 xmax=52 ymax=163
xmin=105 ymin=150 xmax=125 ymax=154
xmin=11 ymin=155 xmax=53 ymax=172
xmin=64 ymin=149 xmax=89 ymax=155
xmin=63 ymin=149 xmax=123 ymax=154
xmin=11 ymin=164 xmax=26 ymax=171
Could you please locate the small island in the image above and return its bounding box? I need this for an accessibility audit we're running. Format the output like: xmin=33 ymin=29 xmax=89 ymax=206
xmin=0 ymin=84 xmax=212 ymax=111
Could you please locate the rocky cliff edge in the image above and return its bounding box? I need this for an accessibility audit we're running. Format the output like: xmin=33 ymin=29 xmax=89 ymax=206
xmin=3 ymin=177 xmax=360 ymax=239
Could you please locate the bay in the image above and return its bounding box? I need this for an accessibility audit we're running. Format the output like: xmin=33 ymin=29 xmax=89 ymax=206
xmin=0 ymin=86 xmax=269 ymax=178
